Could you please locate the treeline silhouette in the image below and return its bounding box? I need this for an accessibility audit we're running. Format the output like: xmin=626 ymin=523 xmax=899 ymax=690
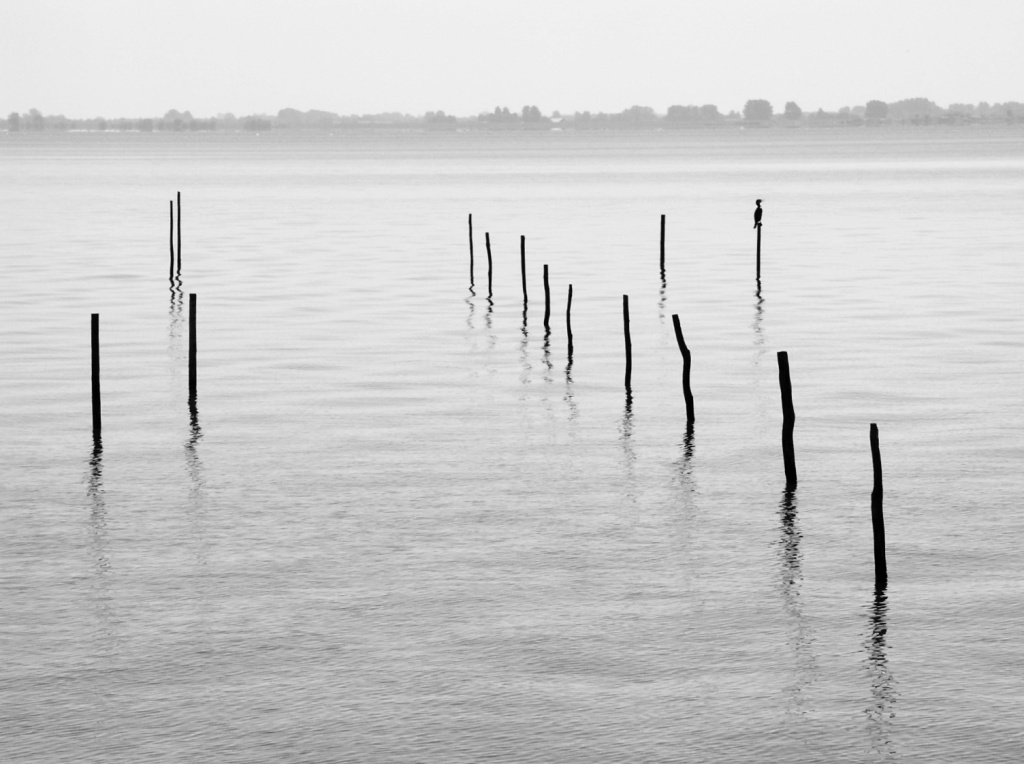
xmin=6 ymin=98 xmax=1024 ymax=133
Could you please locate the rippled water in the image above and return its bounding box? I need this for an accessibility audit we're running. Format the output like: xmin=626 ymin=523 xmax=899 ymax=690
xmin=2 ymin=128 xmax=1023 ymax=762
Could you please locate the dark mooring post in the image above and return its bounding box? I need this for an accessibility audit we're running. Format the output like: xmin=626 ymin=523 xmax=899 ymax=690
xmin=660 ymin=214 xmax=666 ymax=277
xmin=188 ymin=293 xmax=197 ymax=402
xmin=566 ymin=284 xmax=574 ymax=357
xmin=543 ymin=264 xmax=551 ymax=331
xmin=756 ymin=224 xmax=762 ymax=280
xmin=777 ymin=350 xmax=797 ymax=486
xmin=485 ymin=232 xmax=493 ymax=296
xmin=91 ymin=314 xmax=101 ymax=438
xmin=623 ymin=295 xmax=632 ymax=392
xmin=468 ymin=213 xmax=474 ymax=285
xmin=870 ymin=423 xmax=887 ymax=586
xmin=671 ymin=314 xmax=694 ymax=423
xmin=169 ymin=200 xmax=175 ymax=276
xmin=176 ymin=191 xmax=182 ymax=273
xmin=520 ymin=235 xmax=527 ymax=303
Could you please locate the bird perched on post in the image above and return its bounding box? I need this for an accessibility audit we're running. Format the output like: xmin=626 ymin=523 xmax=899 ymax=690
xmin=753 ymin=199 xmax=763 ymax=228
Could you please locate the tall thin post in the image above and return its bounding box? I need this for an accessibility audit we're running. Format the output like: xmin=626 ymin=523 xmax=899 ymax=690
xmin=520 ymin=235 xmax=527 ymax=303
xmin=188 ymin=293 xmax=197 ymax=403
xmin=169 ymin=200 xmax=175 ymax=277
xmin=623 ymin=295 xmax=632 ymax=392
xmin=485 ymin=232 xmax=493 ymax=296
xmin=671 ymin=314 xmax=694 ymax=423
xmin=660 ymin=214 xmax=666 ymax=277
xmin=566 ymin=285 xmax=574 ymax=358
xmin=91 ymin=314 xmax=101 ymax=438
xmin=756 ymin=224 xmax=761 ymax=280
xmin=870 ymin=423 xmax=887 ymax=586
xmin=777 ymin=350 xmax=797 ymax=487
xmin=176 ymin=191 xmax=182 ymax=274
xmin=468 ymin=213 xmax=474 ymax=286
xmin=543 ymin=264 xmax=551 ymax=331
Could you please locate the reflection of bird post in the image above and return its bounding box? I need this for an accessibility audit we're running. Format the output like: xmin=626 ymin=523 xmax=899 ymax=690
xmin=754 ymin=199 xmax=763 ymax=279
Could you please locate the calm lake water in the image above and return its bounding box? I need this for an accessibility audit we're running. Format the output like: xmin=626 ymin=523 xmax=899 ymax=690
xmin=2 ymin=127 xmax=1023 ymax=762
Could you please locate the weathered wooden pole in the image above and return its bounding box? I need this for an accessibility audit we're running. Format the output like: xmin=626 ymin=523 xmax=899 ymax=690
xmin=91 ymin=314 xmax=101 ymax=438
xmin=777 ymin=350 xmax=797 ymax=487
xmin=169 ymin=200 xmax=175 ymax=277
xmin=468 ymin=213 xmax=474 ymax=286
xmin=566 ymin=284 xmax=574 ymax=358
xmin=623 ymin=295 xmax=632 ymax=392
xmin=520 ymin=235 xmax=527 ymax=303
xmin=543 ymin=264 xmax=551 ymax=331
xmin=671 ymin=314 xmax=694 ymax=423
xmin=176 ymin=191 xmax=182 ymax=273
xmin=188 ymin=293 xmax=197 ymax=402
xmin=660 ymin=214 xmax=666 ymax=277
xmin=756 ymin=224 xmax=761 ymax=280
xmin=485 ymin=232 xmax=493 ymax=296
xmin=870 ymin=423 xmax=887 ymax=587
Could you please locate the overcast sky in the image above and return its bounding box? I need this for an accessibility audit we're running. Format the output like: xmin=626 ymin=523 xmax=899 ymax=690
xmin=3 ymin=0 xmax=1022 ymax=118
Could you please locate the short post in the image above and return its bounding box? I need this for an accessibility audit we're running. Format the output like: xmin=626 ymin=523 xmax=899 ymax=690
xmin=91 ymin=314 xmax=101 ymax=438
xmin=870 ymin=423 xmax=887 ymax=586
xmin=543 ymin=264 xmax=551 ymax=331
xmin=176 ymin=191 xmax=182 ymax=273
xmin=660 ymin=214 xmax=666 ymax=277
xmin=520 ymin=235 xmax=527 ymax=303
xmin=777 ymin=350 xmax=797 ymax=487
xmin=485 ymin=232 xmax=493 ymax=296
xmin=671 ymin=314 xmax=694 ymax=423
xmin=468 ymin=213 xmax=474 ymax=286
xmin=566 ymin=285 xmax=574 ymax=358
xmin=188 ymin=293 xmax=197 ymax=402
xmin=623 ymin=295 xmax=632 ymax=392
xmin=756 ymin=224 xmax=761 ymax=280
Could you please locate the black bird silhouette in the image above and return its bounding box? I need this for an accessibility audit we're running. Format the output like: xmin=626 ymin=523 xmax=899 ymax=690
xmin=753 ymin=199 xmax=763 ymax=228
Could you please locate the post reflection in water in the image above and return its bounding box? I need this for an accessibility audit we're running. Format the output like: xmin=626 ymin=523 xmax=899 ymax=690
xmin=563 ymin=356 xmax=578 ymax=420
xmin=619 ymin=393 xmax=636 ymax=493
xmin=518 ymin=304 xmax=532 ymax=388
xmin=776 ymin=487 xmax=817 ymax=717
xmin=86 ymin=436 xmax=120 ymax=646
xmin=464 ymin=285 xmax=476 ymax=330
xmin=865 ymin=586 xmax=898 ymax=758
xmin=752 ymin=278 xmax=765 ymax=350
xmin=185 ymin=399 xmax=208 ymax=567
xmin=87 ymin=437 xmax=109 ymax=575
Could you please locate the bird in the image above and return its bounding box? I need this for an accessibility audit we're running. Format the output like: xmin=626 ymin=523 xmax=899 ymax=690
xmin=753 ymin=199 xmax=763 ymax=228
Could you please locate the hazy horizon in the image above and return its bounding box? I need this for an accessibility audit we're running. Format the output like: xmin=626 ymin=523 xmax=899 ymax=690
xmin=4 ymin=0 xmax=1022 ymax=120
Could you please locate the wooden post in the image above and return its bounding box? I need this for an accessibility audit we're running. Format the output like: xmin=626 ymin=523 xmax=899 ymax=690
xmin=660 ymin=214 xmax=666 ymax=277
xmin=777 ymin=351 xmax=797 ymax=487
xmin=671 ymin=314 xmax=694 ymax=423
xmin=468 ymin=213 xmax=474 ymax=285
xmin=623 ymin=295 xmax=632 ymax=392
xmin=176 ymin=191 xmax=181 ymax=273
xmin=169 ymin=200 xmax=175 ymax=277
xmin=566 ymin=285 xmax=574 ymax=358
xmin=485 ymin=232 xmax=493 ymax=296
xmin=520 ymin=235 xmax=527 ymax=303
xmin=543 ymin=264 xmax=551 ymax=331
xmin=756 ymin=224 xmax=761 ymax=280
xmin=870 ymin=423 xmax=887 ymax=586
xmin=188 ymin=293 xmax=197 ymax=402
xmin=91 ymin=314 xmax=101 ymax=438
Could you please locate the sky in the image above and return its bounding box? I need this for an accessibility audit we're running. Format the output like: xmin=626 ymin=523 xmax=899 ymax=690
xmin=3 ymin=0 xmax=1023 ymax=119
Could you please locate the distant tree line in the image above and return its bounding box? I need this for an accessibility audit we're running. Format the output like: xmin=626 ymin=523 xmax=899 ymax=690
xmin=6 ymin=99 xmax=1024 ymax=134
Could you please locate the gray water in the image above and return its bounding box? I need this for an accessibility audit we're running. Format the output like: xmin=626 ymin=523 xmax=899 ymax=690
xmin=2 ymin=128 xmax=1023 ymax=762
